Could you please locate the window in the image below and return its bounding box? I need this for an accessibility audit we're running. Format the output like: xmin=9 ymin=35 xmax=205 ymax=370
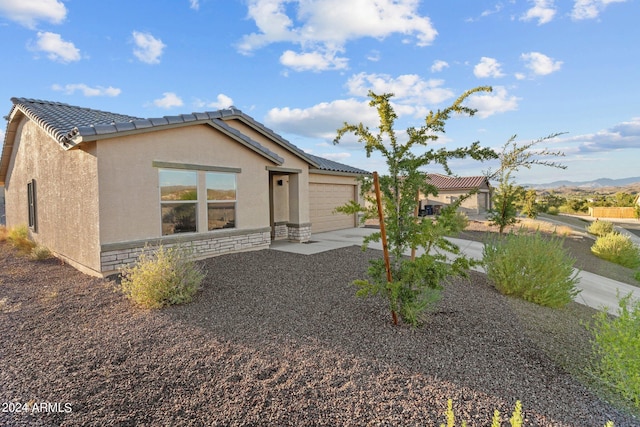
xmin=160 ymin=170 xmax=197 ymax=235
xmin=158 ymin=168 xmax=237 ymax=235
xmin=27 ymin=179 xmax=37 ymax=231
xmin=206 ymin=172 xmax=236 ymax=230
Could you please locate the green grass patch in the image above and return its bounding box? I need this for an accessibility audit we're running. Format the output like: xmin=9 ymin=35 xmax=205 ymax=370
xmin=483 ymin=231 xmax=580 ymax=308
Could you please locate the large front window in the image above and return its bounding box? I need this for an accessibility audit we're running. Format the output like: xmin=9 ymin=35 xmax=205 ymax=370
xmin=159 ymin=168 xmax=237 ymax=236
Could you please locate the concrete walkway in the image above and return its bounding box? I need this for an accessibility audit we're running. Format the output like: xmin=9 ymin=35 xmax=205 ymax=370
xmin=270 ymin=227 xmax=638 ymax=315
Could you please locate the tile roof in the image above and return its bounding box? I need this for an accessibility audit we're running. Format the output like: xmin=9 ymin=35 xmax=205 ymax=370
xmin=426 ymin=173 xmax=489 ymax=190
xmin=4 ymin=98 xmax=369 ymax=175
xmin=307 ymin=153 xmax=370 ymax=175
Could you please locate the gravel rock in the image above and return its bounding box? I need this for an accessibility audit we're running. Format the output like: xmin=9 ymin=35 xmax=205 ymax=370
xmin=0 ymin=243 xmax=637 ymax=426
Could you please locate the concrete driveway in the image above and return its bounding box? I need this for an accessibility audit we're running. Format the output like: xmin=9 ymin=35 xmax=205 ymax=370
xmin=271 ymin=227 xmax=638 ymax=315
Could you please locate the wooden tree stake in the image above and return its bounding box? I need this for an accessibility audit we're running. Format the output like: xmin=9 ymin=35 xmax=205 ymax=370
xmin=373 ymin=172 xmax=398 ymax=325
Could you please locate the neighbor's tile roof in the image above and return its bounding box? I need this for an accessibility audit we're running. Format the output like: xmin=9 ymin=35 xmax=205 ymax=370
xmin=426 ymin=173 xmax=489 ymax=190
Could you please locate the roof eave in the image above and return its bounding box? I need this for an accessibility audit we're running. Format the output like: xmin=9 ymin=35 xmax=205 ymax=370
xmin=222 ymin=113 xmax=321 ymax=168
xmin=309 ymin=168 xmax=371 ymax=177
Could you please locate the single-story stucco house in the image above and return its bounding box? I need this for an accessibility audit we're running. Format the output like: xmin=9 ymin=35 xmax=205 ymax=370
xmin=421 ymin=173 xmax=492 ymax=215
xmin=0 ymin=98 xmax=368 ymax=277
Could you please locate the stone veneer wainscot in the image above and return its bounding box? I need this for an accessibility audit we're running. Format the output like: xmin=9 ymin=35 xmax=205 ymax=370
xmin=100 ymin=227 xmax=271 ymax=274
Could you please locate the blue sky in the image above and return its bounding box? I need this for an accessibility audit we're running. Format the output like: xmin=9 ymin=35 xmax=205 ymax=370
xmin=1 ymin=0 xmax=638 ymax=184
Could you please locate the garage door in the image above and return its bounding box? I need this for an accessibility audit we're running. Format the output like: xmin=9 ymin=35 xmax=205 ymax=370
xmin=309 ymin=183 xmax=356 ymax=233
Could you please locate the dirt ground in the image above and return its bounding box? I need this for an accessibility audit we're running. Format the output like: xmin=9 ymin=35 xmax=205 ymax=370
xmin=1 ymin=234 xmax=638 ymax=426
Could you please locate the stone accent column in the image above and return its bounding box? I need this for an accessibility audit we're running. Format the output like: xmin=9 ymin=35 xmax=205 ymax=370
xmin=287 ymin=222 xmax=312 ymax=242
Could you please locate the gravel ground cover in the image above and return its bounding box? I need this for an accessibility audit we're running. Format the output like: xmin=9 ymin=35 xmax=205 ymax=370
xmin=0 ymin=239 xmax=638 ymax=426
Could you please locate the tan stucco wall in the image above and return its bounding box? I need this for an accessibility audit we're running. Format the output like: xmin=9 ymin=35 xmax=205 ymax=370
xmin=271 ymin=174 xmax=290 ymax=223
xmin=3 ymin=117 xmax=101 ymax=271
xmin=224 ymin=119 xmax=311 ymax=224
xmin=96 ymin=124 xmax=277 ymax=245
xmin=426 ymin=190 xmax=491 ymax=214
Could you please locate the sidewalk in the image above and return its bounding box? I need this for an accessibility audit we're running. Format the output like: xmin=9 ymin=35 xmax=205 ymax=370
xmin=271 ymin=227 xmax=637 ymax=315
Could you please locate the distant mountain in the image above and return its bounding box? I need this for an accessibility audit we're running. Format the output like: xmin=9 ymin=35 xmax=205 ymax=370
xmin=523 ymin=177 xmax=640 ymax=189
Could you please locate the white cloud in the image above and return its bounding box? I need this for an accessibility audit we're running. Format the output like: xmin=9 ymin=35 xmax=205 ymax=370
xmin=465 ymin=86 xmax=519 ymax=118
xmin=280 ymin=49 xmax=348 ymax=71
xmin=265 ymin=98 xmax=378 ymax=139
xmin=33 ymin=31 xmax=80 ymax=63
xmin=0 ymin=0 xmax=66 ymax=29
xmin=194 ymin=93 xmax=235 ymax=110
xmin=465 ymin=3 xmax=504 ymax=22
xmin=265 ymin=72 xmax=460 ymax=142
xmin=132 ymin=31 xmax=165 ymax=64
xmin=189 ymin=0 xmax=200 ymax=10
xmin=153 ymin=92 xmax=184 ymax=109
xmin=431 ymin=60 xmax=449 ymax=73
xmin=366 ymin=50 xmax=381 ymax=62
xmin=52 ymin=83 xmax=121 ymax=97
xmin=561 ymin=117 xmax=640 ymax=153
xmin=521 ymin=51 xmax=562 ymax=76
xmin=473 ymin=57 xmax=505 ymax=78
xmin=346 ymin=72 xmax=455 ymax=106
xmin=520 ymin=0 xmax=556 ymax=25
xmin=571 ymin=0 xmax=627 ymax=20
xmin=238 ymin=0 xmax=437 ymax=72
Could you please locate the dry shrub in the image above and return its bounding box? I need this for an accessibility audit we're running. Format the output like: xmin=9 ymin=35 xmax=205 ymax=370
xmin=120 ymin=245 xmax=205 ymax=309
xmin=7 ymin=225 xmax=36 ymax=254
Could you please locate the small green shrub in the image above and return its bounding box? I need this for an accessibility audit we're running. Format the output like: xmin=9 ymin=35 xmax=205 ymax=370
xmin=120 ymin=245 xmax=205 ymax=309
xmin=587 ymin=220 xmax=615 ymax=237
xmin=587 ymin=293 xmax=640 ymax=409
xmin=7 ymin=225 xmax=36 ymax=254
xmin=546 ymin=206 xmax=559 ymax=215
xmin=591 ymin=233 xmax=640 ymax=269
xmin=483 ymin=231 xmax=580 ymax=308
xmin=635 ymin=271 xmax=640 ymax=283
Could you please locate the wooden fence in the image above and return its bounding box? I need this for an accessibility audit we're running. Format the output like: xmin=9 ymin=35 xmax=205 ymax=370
xmin=589 ymin=206 xmax=638 ymax=219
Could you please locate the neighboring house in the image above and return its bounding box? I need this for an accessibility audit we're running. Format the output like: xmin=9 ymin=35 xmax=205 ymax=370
xmin=422 ymin=173 xmax=492 ymax=215
xmin=0 ymin=98 xmax=368 ymax=277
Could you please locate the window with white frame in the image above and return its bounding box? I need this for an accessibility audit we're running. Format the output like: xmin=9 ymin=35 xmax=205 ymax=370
xmin=158 ymin=167 xmax=237 ymax=236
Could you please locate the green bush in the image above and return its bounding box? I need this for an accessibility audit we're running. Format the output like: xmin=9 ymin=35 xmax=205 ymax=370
xmin=482 ymin=231 xmax=580 ymax=308
xmin=120 ymin=245 xmax=205 ymax=309
xmin=587 ymin=293 xmax=640 ymax=409
xmin=591 ymin=233 xmax=640 ymax=269
xmin=7 ymin=225 xmax=36 ymax=254
xmin=546 ymin=206 xmax=559 ymax=215
xmin=587 ymin=220 xmax=615 ymax=237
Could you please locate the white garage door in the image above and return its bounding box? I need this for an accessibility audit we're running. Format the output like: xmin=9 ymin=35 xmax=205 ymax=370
xmin=309 ymin=183 xmax=356 ymax=233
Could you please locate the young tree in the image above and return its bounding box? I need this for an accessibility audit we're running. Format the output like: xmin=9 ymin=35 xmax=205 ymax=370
xmin=518 ymin=188 xmax=539 ymax=219
xmin=334 ymin=88 xmax=497 ymax=326
xmin=486 ymin=134 xmax=567 ymax=234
